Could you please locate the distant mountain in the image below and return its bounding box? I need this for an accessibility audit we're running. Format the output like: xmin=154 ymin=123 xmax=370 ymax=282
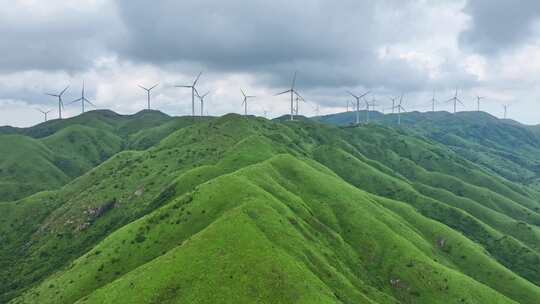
xmin=1 ymin=112 xmax=539 ymax=304
xmin=317 ymin=110 xmax=540 ymax=190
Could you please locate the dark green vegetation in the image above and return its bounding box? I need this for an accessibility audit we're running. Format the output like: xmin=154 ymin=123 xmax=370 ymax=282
xmin=1 ymin=110 xmax=539 ymax=303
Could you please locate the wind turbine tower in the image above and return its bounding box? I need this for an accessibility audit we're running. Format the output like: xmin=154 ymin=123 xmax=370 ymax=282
xmin=241 ymin=89 xmax=255 ymax=116
xmin=390 ymin=97 xmax=397 ymax=114
xmin=139 ymin=83 xmax=159 ymax=110
xmin=431 ymin=92 xmax=437 ymax=112
xmin=275 ymin=72 xmax=304 ymax=121
xmin=476 ymin=96 xmax=485 ymax=112
xmin=70 ymin=82 xmax=95 ymax=114
xmin=392 ymin=94 xmax=407 ymax=125
xmin=175 ymin=72 xmax=202 ymax=116
xmin=446 ymin=89 xmax=463 ymax=113
xmin=46 ymin=86 xmax=69 ymax=119
xmin=347 ymin=90 xmax=370 ymax=125
xmin=294 ymin=92 xmax=305 ymax=116
xmin=197 ymin=91 xmax=210 ymax=116
xmin=37 ymin=109 xmax=52 ymax=122
xmin=503 ymin=104 xmax=509 ymax=119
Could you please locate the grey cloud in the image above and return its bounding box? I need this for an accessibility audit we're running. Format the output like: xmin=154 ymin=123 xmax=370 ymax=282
xmin=112 ymin=0 xmax=437 ymax=91
xmin=459 ymin=0 xmax=540 ymax=55
xmin=0 ymin=2 xmax=120 ymax=72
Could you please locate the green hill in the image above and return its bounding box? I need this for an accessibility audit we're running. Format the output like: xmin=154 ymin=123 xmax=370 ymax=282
xmin=1 ymin=113 xmax=539 ymax=303
xmin=317 ymin=110 xmax=540 ymax=191
xmin=0 ymin=110 xmax=198 ymax=201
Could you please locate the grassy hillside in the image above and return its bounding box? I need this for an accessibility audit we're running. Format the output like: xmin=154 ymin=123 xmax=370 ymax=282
xmin=317 ymin=110 xmax=540 ymax=191
xmin=1 ymin=113 xmax=539 ymax=303
xmin=0 ymin=110 xmax=200 ymax=201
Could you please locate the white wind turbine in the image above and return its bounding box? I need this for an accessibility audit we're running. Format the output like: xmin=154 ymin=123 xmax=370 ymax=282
xmin=46 ymin=86 xmax=69 ymax=119
xmin=70 ymin=82 xmax=95 ymax=114
xmin=241 ymin=89 xmax=256 ymax=116
xmin=275 ymin=72 xmax=304 ymax=121
xmin=175 ymin=72 xmax=202 ymax=116
xmin=392 ymin=94 xmax=407 ymax=125
xmin=138 ymin=83 xmax=159 ymax=110
xmin=446 ymin=89 xmax=463 ymax=113
xmin=196 ymin=90 xmax=210 ymax=117
xmin=36 ymin=108 xmax=52 ymax=122
xmin=347 ymin=90 xmax=370 ymax=125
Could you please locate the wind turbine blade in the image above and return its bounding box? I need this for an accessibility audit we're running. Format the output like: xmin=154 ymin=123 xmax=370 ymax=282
xmin=69 ymin=98 xmax=83 ymax=104
xmin=346 ymin=90 xmax=359 ymax=99
xmin=241 ymin=89 xmax=246 ymax=98
xmin=60 ymin=85 xmax=69 ymax=96
xmin=193 ymin=72 xmax=202 ymax=86
xmin=85 ymin=98 xmax=96 ymax=107
xmin=294 ymin=91 xmax=305 ymax=101
xmin=174 ymin=85 xmax=192 ymax=88
xmin=275 ymin=89 xmax=292 ymax=96
xmin=359 ymin=91 xmax=370 ymax=99
xmin=457 ymin=98 xmax=464 ymax=105
xmin=46 ymin=93 xmax=58 ymax=97
xmin=291 ymin=71 xmax=297 ymax=89
xmin=150 ymin=83 xmax=159 ymax=90
xmin=138 ymin=85 xmax=148 ymax=91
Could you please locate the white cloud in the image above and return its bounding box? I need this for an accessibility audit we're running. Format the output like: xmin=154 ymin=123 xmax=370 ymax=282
xmin=1 ymin=0 xmax=540 ymax=126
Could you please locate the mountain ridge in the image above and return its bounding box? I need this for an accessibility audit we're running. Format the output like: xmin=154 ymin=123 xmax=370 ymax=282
xmin=1 ymin=111 xmax=539 ymax=303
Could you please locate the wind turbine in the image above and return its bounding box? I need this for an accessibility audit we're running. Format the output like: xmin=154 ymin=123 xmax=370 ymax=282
xmin=175 ymin=72 xmax=202 ymax=116
xmin=369 ymin=98 xmax=378 ymax=112
xmin=446 ymin=89 xmax=463 ymax=113
xmin=392 ymin=94 xmax=407 ymax=125
xmin=275 ymin=72 xmax=303 ymax=121
xmin=46 ymin=86 xmax=69 ymax=119
xmin=70 ymin=82 xmax=95 ymax=114
xmin=431 ymin=92 xmax=437 ymax=112
xmin=347 ymin=90 xmax=370 ymax=125
xmin=389 ymin=96 xmax=397 ymax=114
xmin=196 ymin=90 xmax=210 ymax=117
xmin=294 ymin=92 xmax=305 ymax=116
xmin=138 ymin=83 xmax=159 ymax=110
xmin=36 ymin=109 xmax=52 ymax=122
xmin=503 ymin=104 xmax=509 ymax=119
xmin=241 ymin=89 xmax=256 ymax=116
xmin=476 ymin=96 xmax=485 ymax=112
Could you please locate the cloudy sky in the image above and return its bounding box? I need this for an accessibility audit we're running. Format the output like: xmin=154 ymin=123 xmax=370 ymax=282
xmin=1 ymin=0 xmax=540 ymax=127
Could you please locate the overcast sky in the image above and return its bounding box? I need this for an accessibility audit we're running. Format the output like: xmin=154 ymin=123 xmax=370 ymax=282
xmin=1 ymin=0 xmax=540 ymax=127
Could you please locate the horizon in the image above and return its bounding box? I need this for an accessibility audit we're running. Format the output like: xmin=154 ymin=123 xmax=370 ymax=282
xmin=2 ymin=107 xmax=532 ymax=130
xmin=2 ymin=1 xmax=540 ymax=126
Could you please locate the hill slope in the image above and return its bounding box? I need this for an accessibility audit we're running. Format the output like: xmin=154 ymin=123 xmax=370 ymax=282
xmin=1 ymin=114 xmax=539 ymax=303
xmin=317 ymin=110 xmax=540 ymax=191
xmin=0 ymin=110 xmax=200 ymax=201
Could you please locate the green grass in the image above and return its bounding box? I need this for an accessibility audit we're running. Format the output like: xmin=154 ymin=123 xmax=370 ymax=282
xmin=1 ymin=112 xmax=539 ymax=303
